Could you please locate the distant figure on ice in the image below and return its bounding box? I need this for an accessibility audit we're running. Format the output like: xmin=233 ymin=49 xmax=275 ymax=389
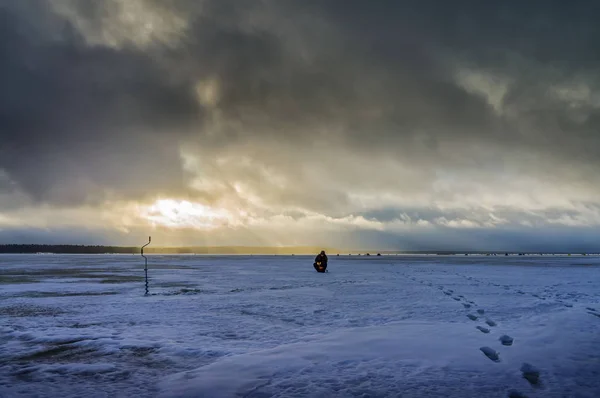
xmin=314 ymin=250 xmax=328 ymax=273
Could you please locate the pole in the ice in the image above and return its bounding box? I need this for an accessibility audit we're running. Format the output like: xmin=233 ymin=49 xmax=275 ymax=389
xmin=141 ymin=236 xmax=151 ymax=295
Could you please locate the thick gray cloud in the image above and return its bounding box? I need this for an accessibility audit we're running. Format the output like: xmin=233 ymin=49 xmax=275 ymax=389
xmin=1 ymin=0 xmax=599 ymax=249
xmin=0 ymin=1 xmax=200 ymax=204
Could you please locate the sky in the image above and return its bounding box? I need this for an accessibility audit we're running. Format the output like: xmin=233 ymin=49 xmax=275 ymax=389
xmin=1 ymin=0 xmax=600 ymax=251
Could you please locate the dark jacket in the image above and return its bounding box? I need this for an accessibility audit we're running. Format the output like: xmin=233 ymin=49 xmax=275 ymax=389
xmin=315 ymin=253 xmax=328 ymax=265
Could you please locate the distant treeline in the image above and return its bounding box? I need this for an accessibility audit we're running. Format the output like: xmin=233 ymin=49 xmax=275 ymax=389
xmin=0 ymin=244 xmax=339 ymax=255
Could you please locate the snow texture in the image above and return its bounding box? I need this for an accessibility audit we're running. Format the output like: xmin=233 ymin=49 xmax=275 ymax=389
xmin=1 ymin=254 xmax=600 ymax=397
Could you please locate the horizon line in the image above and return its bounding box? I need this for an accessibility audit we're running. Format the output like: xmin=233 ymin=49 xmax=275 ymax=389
xmin=0 ymin=244 xmax=597 ymax=255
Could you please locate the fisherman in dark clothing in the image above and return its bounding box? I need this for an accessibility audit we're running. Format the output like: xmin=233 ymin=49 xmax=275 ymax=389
xmin=313 ymin=250 xmax=328 ymax=272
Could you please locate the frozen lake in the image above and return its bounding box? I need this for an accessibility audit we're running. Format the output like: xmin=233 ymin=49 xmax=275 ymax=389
xmin=1 ymin=254 xmax=600 ymax=397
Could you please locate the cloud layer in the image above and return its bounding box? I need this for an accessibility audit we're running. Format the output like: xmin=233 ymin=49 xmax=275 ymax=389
xmin=1 ymin=0 xmax=599 ymax=250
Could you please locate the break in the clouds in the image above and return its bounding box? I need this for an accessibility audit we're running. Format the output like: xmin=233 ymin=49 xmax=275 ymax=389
xmin=1 ymin=0 xmax=600 ymax=251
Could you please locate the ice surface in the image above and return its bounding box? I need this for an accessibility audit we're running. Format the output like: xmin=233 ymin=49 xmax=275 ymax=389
xmin=1 ymin=254 xmax=600 ymax=397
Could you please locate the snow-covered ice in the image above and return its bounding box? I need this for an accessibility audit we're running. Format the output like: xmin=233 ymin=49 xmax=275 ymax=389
xmin=1 ymin=254 xmax=600 ymax=397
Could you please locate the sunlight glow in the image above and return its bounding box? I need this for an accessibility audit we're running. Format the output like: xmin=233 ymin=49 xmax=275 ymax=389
xmin=140 ymin=199 xmax=234 ymax=230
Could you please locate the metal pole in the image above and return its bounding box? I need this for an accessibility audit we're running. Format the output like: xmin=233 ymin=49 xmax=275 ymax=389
xmin=141 ymin=236 xmax=151 ymax=295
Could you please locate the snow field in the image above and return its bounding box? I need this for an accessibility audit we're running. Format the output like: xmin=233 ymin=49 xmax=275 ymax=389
xmin=1 ymin=254 xmax=599 ymax=397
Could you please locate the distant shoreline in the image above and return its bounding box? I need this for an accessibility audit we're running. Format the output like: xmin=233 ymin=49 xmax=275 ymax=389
xmin=0 ymin=244 xmax=596 ymax=256
xmin=0 ymin=244 xmax=338 ymax=255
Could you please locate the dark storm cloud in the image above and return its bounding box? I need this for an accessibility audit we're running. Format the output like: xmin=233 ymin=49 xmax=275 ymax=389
xmin=0 ymin=2 xmax=201 ymax=205
xmin=181 ymin=1 xmax=502 ymax=150
xmin=1 ymin=0 xmax=599 ymax=221
xmin=171 ymin=0 xmax=600 ymax=199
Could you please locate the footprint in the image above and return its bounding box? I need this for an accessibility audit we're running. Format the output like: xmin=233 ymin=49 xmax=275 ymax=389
xmin=476 ymin=326 xmax=490 ymax=334
xmin=444 ymin=291 xmax=452 ymax=296
xmin=520 ymin=363 xmax=541 ymax=386
xmin=463 ymin=303 xmax=472 ymax=309
xmin=453 ymin=297 xmax=461 ymax=301
xmin=476 ymin=309 xmax=485 ymax=315
xmin=467 ymin=314 xmax=478 ymax=321
xmin=447 ymin=289 xmax=454 ymax=293
xmin=589 ymin=312 xmax=600 ymax=318
xmin=586 ymin=307 xmax=597 ymax=312
xmin=485 ymin=319 xmax=497 ymax=327
xmin=507 ymin=389 xmax=528 ymax=398
xmin=499 ymin=335 xmax=514 ymax=346
xmin=480 ymin=346 xmax=500 ymax=362
xmin=564 ymin=303 xmax=573 ymax=308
